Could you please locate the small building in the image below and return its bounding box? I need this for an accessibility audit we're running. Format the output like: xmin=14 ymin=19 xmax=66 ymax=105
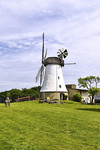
xmin=66 ymin=84 xmax=90 ymax=103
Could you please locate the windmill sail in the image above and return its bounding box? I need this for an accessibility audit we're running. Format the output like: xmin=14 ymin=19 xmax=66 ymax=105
xmin=35 ymin=32 xmax=47 ymax=85
xmin=42 ymin=32 xmax=44 ymax=63
xmin=40 ymin=65 xmax=44 ymax=85
xmin=44 ymin=49 xmax=47 ymax=60
xmin=35 ymin=66 xmax=43 ymax=82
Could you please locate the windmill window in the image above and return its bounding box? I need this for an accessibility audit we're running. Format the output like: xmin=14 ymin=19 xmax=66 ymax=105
xmin=59 ymin=85 xmax=61 ymax=88
xmin=58 ymin=76 xmax=60 ymax=79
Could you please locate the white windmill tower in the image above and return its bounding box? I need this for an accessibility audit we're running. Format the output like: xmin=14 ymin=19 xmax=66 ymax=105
xmin=36 ymin=33 xmax=74 ymax=101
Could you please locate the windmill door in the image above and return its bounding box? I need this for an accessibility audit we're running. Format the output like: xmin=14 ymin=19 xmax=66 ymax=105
xmin=60 ymin=93 xmax=64 ymax=100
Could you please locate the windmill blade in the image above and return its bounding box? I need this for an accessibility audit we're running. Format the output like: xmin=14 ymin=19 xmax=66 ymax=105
xmin=58 ymin=49 xmax=62 ymax=53
xmin=42 ymin=32 xmax=44 ymax=63
xmin=57 ymin=54 xmax=61 ymax=58
xmin=40 ymin=65 xmax=44 ymax=85
xmin=35 ymin=65 xmax=43 ymax=82
xmin=44 ymin=49 xmax=47 ymax=60
xmin=35 ymin=33 xmax=45 ymax=85
xmin=64 ymin=49 xmax=68 ymax=55
xmin=57 ymin=52 xmax=61 ymax=55
xmin=35 ymin=64 xmax=45 ymax=85
xmin=64 ymin=49 xmax=68 ymax=53
xmin=63 ymin=53 xmax=68 ymax=58
xmin=57 ymin=49 xmax=64 ymax=59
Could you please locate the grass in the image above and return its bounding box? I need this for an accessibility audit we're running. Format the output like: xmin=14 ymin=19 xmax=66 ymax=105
xmin=0 ymin=100 xmax=100 ymax=150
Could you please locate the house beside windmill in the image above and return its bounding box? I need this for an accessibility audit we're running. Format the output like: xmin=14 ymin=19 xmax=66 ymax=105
xmin=66 ymin=84 xmax=90 ymax=103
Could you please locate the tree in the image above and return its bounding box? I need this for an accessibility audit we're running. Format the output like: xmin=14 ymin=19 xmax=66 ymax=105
xmin=57 ymin=48 xmax=68 ymax=60
xmin=78 ymin=76 xmax=95 ymax=89
xmin=78 ymin=76 xmax=100 ymax=103
xmin=0 ymin=91 xmax=9 ymax=102
xmin=94 ymin=76 xmax=100 ymax=88
xmin=21 ymin=88 xmax=30 ymax=97
xmin=10 ymin=89 xmax=22 ymax=102
xmin=78 ymin=76 xmax=100 ymax=89
xmin=0 ymin=86 xmax=41 ymax=102
xmin=6 ymin=92 xmax=11 ymax=98
xmin=30 ymin=86 xmax=41 ymax=98
xmin=88 ymin=87 xmax=99 ymax=103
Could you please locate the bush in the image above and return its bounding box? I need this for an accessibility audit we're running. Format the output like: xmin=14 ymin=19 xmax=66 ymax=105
xmin=72 ymin=93 xmax=82 ymax=102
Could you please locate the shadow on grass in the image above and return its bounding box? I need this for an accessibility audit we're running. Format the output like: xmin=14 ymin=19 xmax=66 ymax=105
xmin=77 ymin=108 xmax=100 ymax=112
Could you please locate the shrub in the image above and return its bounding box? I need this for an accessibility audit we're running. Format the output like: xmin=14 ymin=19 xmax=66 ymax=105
xmin=72 ymin=93 xmax=82 ymax=102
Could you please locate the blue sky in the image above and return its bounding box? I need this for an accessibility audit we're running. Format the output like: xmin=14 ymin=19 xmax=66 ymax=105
xmin=0 ymin=0 xmax=100 ymax=91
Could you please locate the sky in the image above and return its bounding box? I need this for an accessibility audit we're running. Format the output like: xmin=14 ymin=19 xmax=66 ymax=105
xmin=0 ymin=0 xmax=100 ymax=92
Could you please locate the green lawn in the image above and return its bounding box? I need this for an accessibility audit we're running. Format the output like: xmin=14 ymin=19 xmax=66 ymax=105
xmin=0 ymin=101 xmax=100 ymax=150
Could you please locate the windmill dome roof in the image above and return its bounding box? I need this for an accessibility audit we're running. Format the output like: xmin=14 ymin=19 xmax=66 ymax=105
xmin=44 ymin=57 xmax=64 ymax=66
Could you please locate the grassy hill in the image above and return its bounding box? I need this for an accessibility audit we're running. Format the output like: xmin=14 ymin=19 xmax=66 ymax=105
xmin=0 ymin=101 xmax=100 ymax=150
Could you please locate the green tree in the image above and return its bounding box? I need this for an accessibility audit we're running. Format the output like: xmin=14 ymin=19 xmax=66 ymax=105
xmin=10 ymin=89 xmax=22 ymax=102
xmin=78 ymin=76 xmax=100 ymax=89
xmin=78 ymin=76 xmax=100 ymax=103
xmin=0 ymin=86 xmax=41 ymax=102
xmin=0 ymin=91 xmax=8 ymax=102
xmin=78 ymin=76 xmax=95 ymax=89
xmin=94 ymin=76 xmax=100 ymax=88
xmin=21 ymin=88 xmax=30 ymax=97
xmin=6 ymin=92 xmax=11 ymax=98
xmin=30 ymin=86 xmax=41 ymax=98
xmin=88 ymin=87 xmax=99 ymax=103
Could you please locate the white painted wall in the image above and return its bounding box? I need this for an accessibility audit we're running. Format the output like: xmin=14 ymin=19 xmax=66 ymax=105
xmin=40 ymin=64 xmax=67 ymax=92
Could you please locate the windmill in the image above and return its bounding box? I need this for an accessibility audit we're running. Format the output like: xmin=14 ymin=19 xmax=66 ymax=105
xmin=36 ymin=33 xmax=75 ymax=101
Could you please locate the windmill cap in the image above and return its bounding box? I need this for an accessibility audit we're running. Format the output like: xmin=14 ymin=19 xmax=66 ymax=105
xmin=44 ymin=57 xmax=64 ymax=66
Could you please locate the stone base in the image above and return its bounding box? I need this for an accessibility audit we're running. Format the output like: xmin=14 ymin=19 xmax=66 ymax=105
xmin=40 ymin=92 xmax=68 ymax=101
